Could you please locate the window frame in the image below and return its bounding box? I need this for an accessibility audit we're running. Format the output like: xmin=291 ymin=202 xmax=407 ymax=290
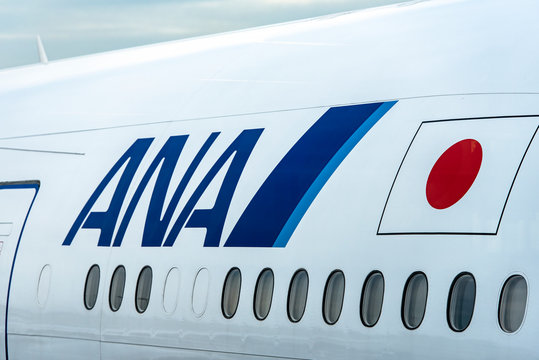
xmin=498 ymin=274 xmax=528 ymax=333
xmin=360 ymin=270 xmax=385 ymax=327
xmin=221 ymin=267 xmax=242 ymax=319
xmin=135 ymin=266 xmax=153 ymax=314
xmin=446 ymin=272 xmax=476 ymax=332
xmin=253 ymin=268 xmax=274 ymax=321
xmin=401 ymin=271 xmax=428 ymax=330
xmin=83 ymin=264 xmax=100 ymax=310
xmin=322 ymin=270 xmax=345 ymax=325
xmin=109 ymin=265 xmax=126 ymax=312
xmin=287 ymin=269 xmax=309 ymax=323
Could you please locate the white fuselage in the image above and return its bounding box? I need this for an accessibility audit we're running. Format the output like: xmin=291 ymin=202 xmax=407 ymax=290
xmin=0 ymin=0 xmax=538 ymax=359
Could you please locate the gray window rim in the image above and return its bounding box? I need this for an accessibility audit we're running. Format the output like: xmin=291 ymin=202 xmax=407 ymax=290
xmin=253 ymin=268 xmax=274 ymax=321
xmin=401 ymin=271 xmax=428 ymax=330
xmin=221 ymin=267 xmax=242 ymax=319
xmin=109 ymin=265 xmax=126 ymax=312
xmin=446 ymin=272 xmax=476 ymax=332
xmin=498 ymin=274 xmax=528 ymax=333
xmin=135 ymin=266 xmax=153 ymax=314
xmin=83 ymin=264 xmax=100 ymax=310
xmin=360 ymin=270 xmax=385 ymax=327
xmin=322 ymin=270 xmax=345 ymax=325
xmin=287 ymin=269 xmax=309 ymax=323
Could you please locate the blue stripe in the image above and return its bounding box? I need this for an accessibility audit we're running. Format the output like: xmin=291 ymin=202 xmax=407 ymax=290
xmin=273 ymin=101 xmax=396 ymax=247
xmin=224 ymin=101 xmax=396 ymax=248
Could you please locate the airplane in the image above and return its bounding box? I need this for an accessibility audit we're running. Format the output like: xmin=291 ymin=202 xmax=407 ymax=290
xmin=0 ymin=0 xmax=538 ymax=358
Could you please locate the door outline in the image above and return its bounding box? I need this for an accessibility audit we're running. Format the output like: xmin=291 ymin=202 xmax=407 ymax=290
xmin=1 ymin=181 xmax=40 ymax=360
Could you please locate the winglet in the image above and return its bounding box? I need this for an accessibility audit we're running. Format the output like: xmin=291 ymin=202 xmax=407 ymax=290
xmin=36 ymin=35 xmax=48 ymax=64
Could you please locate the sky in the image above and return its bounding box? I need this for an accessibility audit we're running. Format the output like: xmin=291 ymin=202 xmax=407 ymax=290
xmin=0 ymin=0 xmax=406 ymax=69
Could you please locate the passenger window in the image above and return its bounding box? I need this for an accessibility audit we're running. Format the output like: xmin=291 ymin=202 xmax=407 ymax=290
xmin=254 ymin=268 xmax=274 ymax=320
xmin=135 ymin=266 xmax=152 ymax=313
xmin=447 ymin=273 xmax=475 ymax=331
xmin=163 ymin=267 xmax=181 ymax=314
xmin=192 ymin=268 xmax=209 ymax=317
xmin=499 ymin=275 xmax=527 ymax=333
xmin=84 ymin=264 xmax=100 ymax=310
xmin=288 ymin=269 xmax=309 ymax=323
xmin=109 ymin=266 xmax=126 ymax=312
xmin=222 ymin=268 xmax=242 ymax=319
xmin=37 ymin=264 xmax=52 ymax=307
xmin=402 ymin=272 xmax=428 ymax=329
xmin=323 ymin=270 xmax=345 ymax=325
xmin=360 ymin=271 xmax=384 ymax=327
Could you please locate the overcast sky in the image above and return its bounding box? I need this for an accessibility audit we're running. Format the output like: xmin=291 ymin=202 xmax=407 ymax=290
xmin=0 ymin=0 xmax=405 ymax=69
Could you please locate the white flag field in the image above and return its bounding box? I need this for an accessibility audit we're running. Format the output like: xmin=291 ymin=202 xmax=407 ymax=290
xmin=378 ymin=117 xmax=538 ymax=235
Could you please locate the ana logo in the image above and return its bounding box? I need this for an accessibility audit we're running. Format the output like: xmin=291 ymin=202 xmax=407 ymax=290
xmin=63 ymin=101 xmax=396 ymax=248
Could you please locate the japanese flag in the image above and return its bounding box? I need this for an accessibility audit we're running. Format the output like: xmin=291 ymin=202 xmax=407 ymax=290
xmin=378 ymin=117 xmax=538 ymax=235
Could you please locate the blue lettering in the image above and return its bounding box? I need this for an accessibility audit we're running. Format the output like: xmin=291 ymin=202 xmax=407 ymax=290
xmin=113 ymin=133 xmax=219 ymax=247
xmin=163 ymin=129 xmax=263 ymax=247
xmin=63 ymin=138 xmax=154 ymax=246
xmin=65 ymin=130 xmax=262 ymax=248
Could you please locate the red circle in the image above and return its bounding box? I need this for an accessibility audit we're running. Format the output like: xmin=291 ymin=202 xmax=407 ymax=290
xmin=426 ymin=139 xmax=482 ymax=210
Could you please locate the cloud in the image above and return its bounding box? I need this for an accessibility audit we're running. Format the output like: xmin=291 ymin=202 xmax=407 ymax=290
xmin=0 ymin=33 xmax=34 ymax=40
xmin=0 ymin=0 xmax=405 ymax=68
